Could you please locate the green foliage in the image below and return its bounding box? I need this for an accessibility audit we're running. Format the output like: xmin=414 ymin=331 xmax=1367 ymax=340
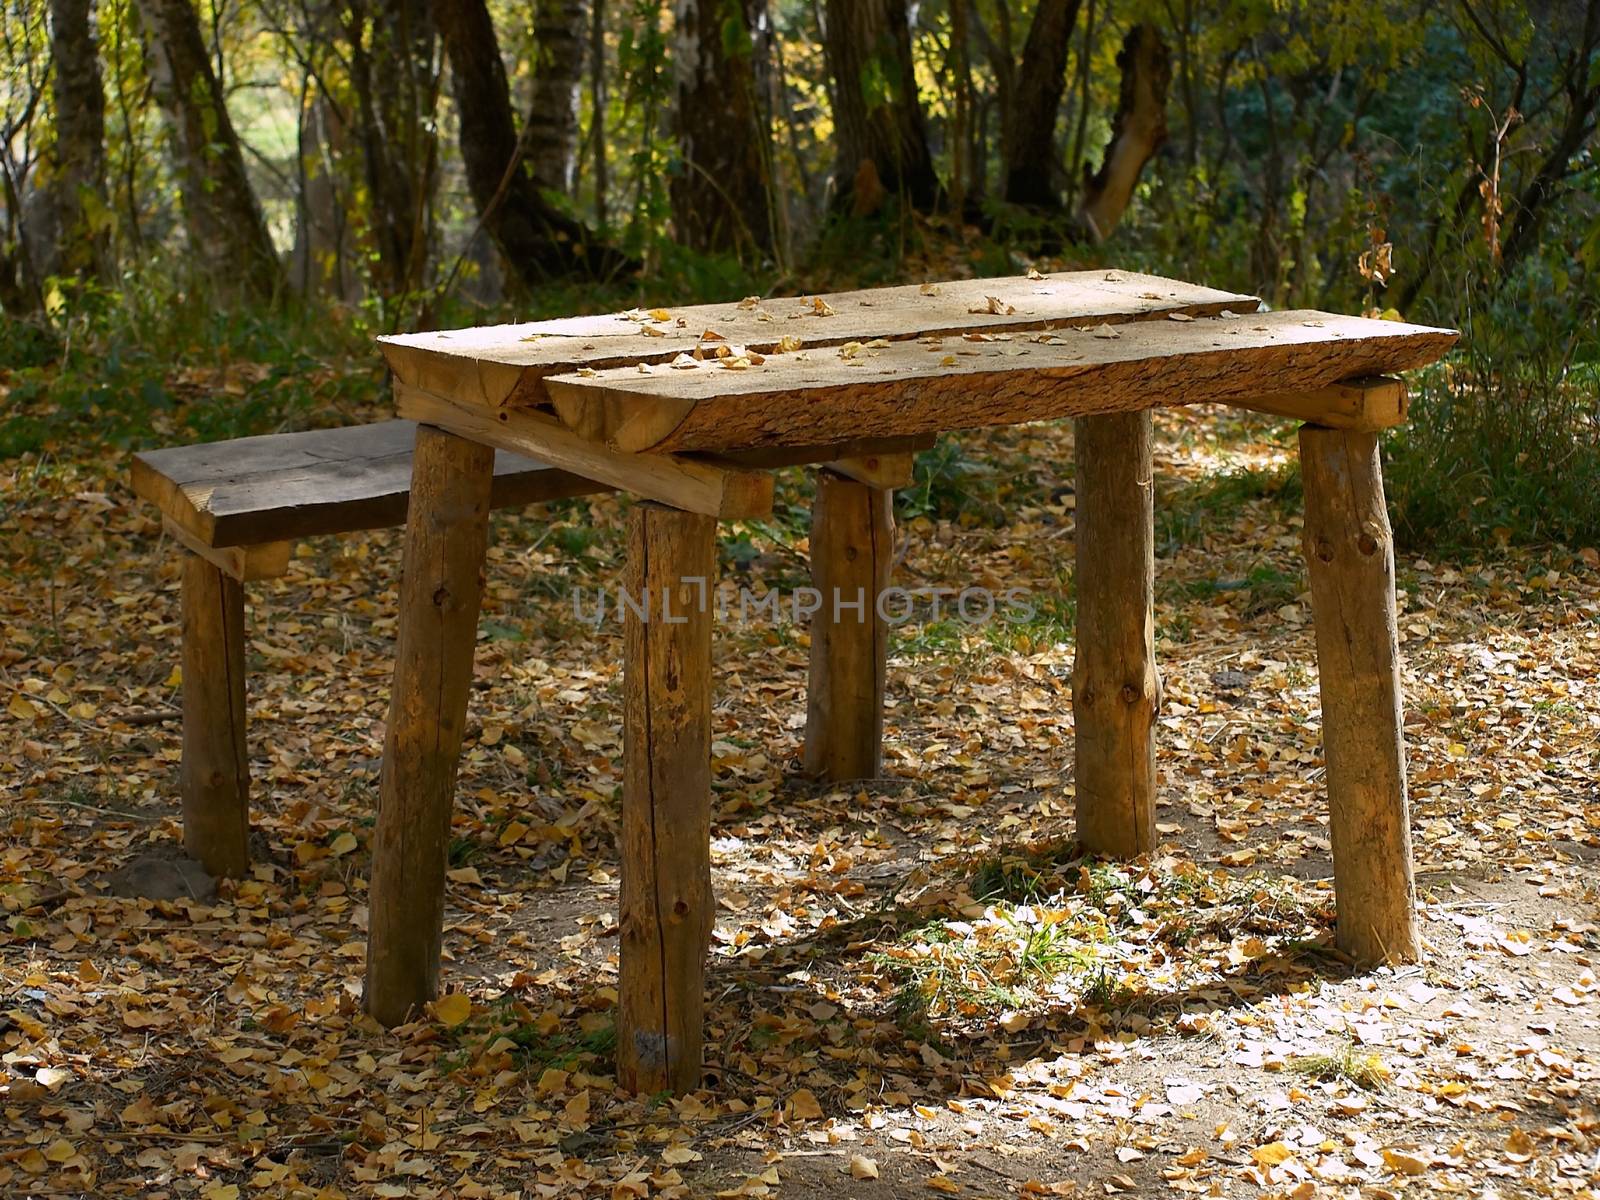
xmin=0 ymin=276 xmax=380 ymax=457
xmin=899 ymin=435 xmax=1049 ymax=526
xmin=1156 ymin=463 xmax=1302 ymax=555
xmin=1385 ymin=253 xmax=1600 ymax=552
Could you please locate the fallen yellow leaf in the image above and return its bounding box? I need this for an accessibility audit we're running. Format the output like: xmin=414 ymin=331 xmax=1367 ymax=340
xmin=849 ymin=1155 xmax=879 ymax=1180
xmin=433 ymin=993 xmax=472 ymax=1027
xmin=788 ymin=1087 xmax=823 ymax=1121
xmin=1251 ymin=1142 xmax=1294 ymax=1166
xmin=1383 ymin=1148 xmax=1429 ymax=1175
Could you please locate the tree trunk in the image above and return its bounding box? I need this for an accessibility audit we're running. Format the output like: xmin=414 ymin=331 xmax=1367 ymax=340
xmin=527 ymin=0 xmax=585 ymax=197
xmin=1075 ymin=22 xmax=1171 ymax=242
xmin=1500 ymin=34 xmax=1599 ymax=272
xmin=435 ymin=0 xmax=621 ymax=283
xmin=1001 ymin=0 xmax=1082 ymax=208
xmin=49 ymin=0 xmax=112 ymax=281
xmin=346 ymin=0 xmax=438 ymax=295
xmin=821 ymin=0 xmax=940 ymax=213
xmin=136 ymin=0 xmax=283 ymax=300
xmin=670 ymin=0 xmax=773 ymax=254
xmin=589 ymin=0 xmax=609 ymax=229
xmin=948 ymin=0 xmax=974 ymax=216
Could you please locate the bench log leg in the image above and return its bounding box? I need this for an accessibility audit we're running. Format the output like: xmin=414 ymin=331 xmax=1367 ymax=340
xmin=180 ymin=550 xmax=251 ymax=878
xmin=619 ymin=503 xmax=716 ymax=1094
xmin=1072 ymin=411 xmax=1158 ymax=858
xmin=365 ymin=425 xmax=494 ymax=1027
xmin=804 ymin=469 xmax=893 ymax=782
xmin=1298 ymin=425 xmax=1420 ymax=966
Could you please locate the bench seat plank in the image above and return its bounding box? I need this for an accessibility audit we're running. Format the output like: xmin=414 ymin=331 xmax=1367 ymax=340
xmin=540 ymin=310 xmax=1458 ymax=454
xmin=133 ymin=419 xmax=611 ymax=547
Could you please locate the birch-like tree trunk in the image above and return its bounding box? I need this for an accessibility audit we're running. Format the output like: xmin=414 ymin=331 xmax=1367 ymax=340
xmin=346 ymin=0 xmax=438 ymax=295
xmin=527 ymin=0 xmax=585 ymax=197
xmin=435 ymin=0 xmax=621 ymax=283
xmin=49 ymin=0 xmax=112 ymax=280
xmin=136 ymin=0 xmax=283 ymax=300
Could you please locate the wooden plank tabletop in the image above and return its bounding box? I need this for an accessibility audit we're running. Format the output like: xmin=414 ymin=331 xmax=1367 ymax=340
xmin=540 ymin=309 xmax=1458 ymax=453
xmin=377 ymin=270 xmax=1258 ymax=410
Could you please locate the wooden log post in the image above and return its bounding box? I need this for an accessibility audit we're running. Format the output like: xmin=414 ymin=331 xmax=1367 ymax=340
xmin=364 ymin=425 xmax=494 ymax=1027
xmin=180 ymin=551 xmax=251 ymax=878
xmin=1072 ymin=411 xmax=1158 ymax=858
xmin=1298 ymin=425 xmax=1420 ymax=966
xmin=804 ymin=469 xmax=894 ymax=782
xmin=618 ymin=503 xmax=717 ymax=1094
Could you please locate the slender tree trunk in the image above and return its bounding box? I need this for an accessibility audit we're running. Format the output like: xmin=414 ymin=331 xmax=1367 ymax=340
xmin=1001 ymin=0 xmax=1082 ymax=208
xmin=1075 ymin=22 xmax=1171 ymax=242
xmin=1500 ymin=0 xmax=1599 ymax=272
xmin=747 ymin=0 xmax=788 ymax=258
xmin=589 ymin=0 xmax=609 ymax=229
xmin=1064 ymin=0 xmax=1095 ymax=207
xmin=136 ymin=0 xmax=283 ymax=300
xmin=821 ymin=0 xmax=940 ymax=213
xmin=527 ymin=0 xmax=585 ymax=197
xmin=435 ymin=0 xmax=621 ymax=282
xmin=347 ymin=0 xmax=438 ymax=295
xmin=49 ymin=0 xmax=112 ymax=280
xmin=670 ymin=0 xmax=772 ymax=253
xmin=949 ymin=0 xmax=972 ymax=217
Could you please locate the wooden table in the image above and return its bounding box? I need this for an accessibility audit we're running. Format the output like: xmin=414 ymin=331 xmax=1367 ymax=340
xmin=371 ymin=271 xmax=1457 ymax=1093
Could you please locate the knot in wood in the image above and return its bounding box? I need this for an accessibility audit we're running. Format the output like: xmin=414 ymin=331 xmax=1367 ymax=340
xmin=1357 ymin=532 xmax=1380 ymax=557
xmin=432 ymin=584 xmax=451 ymax=607
xmin=1313 ymin=536 xmax=1335 ymax=564
xmin=1120 ymin=684 xmax=1140 ymax=705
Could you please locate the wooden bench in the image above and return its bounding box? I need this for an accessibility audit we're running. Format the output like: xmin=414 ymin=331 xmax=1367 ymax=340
xmin=131 ymin=419 xmax=610 ymax=878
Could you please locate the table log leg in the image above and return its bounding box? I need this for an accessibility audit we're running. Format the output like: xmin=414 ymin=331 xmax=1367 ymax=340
xmin=804 ymin=468 xmax=893 ymax=782
xmin=1298 ymin=425 xmax=1420 ymax=966
xmin=365 ymin=425 xmax=494 ymax=1027
xmin=180 ymin=550 xmax=251 ymax=878
xmin=619 ymin=502 xmax=716 ymax=1094
xmin=1072 ymin=411 xmax=1158 ymax=858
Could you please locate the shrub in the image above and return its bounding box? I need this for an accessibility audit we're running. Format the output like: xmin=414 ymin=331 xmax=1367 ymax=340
xmin=1385 ymin=255 xmax=1600 ymax=552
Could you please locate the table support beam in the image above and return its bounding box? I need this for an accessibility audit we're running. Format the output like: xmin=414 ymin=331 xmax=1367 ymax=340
xmin=180 ymin=550 xmax=251 ymax=878
xmin=365 ymin=425 xmax=494 ymax=1027
xmin=1298 ymin=425 xmax=1420 ymax=966
xmin=619 ymin=503 xmax=717 ymax=1094
xmin=1072 ymin=411 xmax=1158 ymax=858
xmin=805 ymin=470 xmax=894 ymax=782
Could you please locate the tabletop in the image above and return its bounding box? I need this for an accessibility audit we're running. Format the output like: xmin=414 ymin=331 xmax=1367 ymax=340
xmin=379 ymin=270 xmax=1456 ymax=462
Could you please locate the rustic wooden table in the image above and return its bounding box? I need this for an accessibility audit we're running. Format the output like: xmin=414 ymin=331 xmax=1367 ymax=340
xmin=372 ymin=271 xmax=1456 ymax=1093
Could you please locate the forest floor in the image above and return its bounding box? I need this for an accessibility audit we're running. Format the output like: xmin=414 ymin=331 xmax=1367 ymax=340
xmin=1 ymin=382 xmax=1598 ymax=1199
